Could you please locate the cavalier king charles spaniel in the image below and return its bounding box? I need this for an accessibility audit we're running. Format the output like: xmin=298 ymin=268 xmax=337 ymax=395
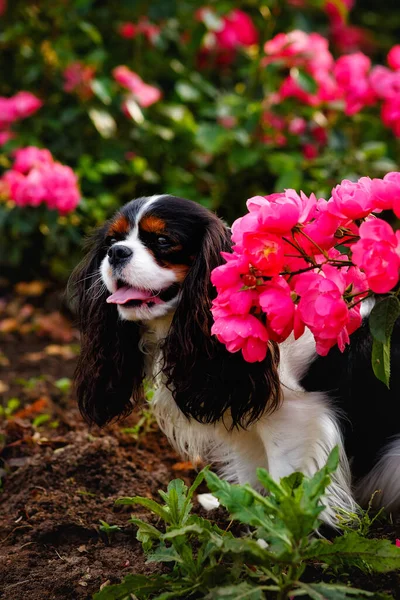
xmin=70 ymin=194 xmax=400 ymax=525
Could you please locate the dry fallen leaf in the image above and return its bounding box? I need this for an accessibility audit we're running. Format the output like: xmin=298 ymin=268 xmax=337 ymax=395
xmin=13 ymin=397 xmax=49 ymax=419
xmin=0 ymin=380 xmax=9 ymax=394
xmin=45 ymin=344 xmax=78 ymax=359
xmin=0 ymin=317 xmax=18 ymax=333
xmin=15 ymin=281 xmax=47 ymax=297
xmin=35 ymin=312 xmax=76 ymax=342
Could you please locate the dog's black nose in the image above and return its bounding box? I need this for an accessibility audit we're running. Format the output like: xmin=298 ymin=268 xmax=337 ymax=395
xmin=107 ymin=244 xmax=133 ymax=266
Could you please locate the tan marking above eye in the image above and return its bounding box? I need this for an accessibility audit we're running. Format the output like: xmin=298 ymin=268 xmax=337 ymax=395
xmin=108 ymin=215 xmax=130 ymax=237
xmin=140 ymin=215 xmax=166 ymax=233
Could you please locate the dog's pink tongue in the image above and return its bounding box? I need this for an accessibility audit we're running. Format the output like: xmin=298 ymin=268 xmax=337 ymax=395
xmin=107 ymin=286 xmax=154 ymax=305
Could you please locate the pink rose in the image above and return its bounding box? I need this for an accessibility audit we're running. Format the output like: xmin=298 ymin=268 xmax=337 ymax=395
xmin=14 ymin=167 xmax=48 ymax=207
xmin=351 ymin=218 xmax=400 ymax=294
xmin=0 ymin=130 xmax=14 ymax=145
xmin=295 ymin=272 xmax=350 ymax=356
xmin=242 ymin=231 xmax=285 ymax=275
xmin=328 ymin=177 xmax=374 ymax=220
xmin=388 ymin=45 xmax=400 ymax=71
xmin=118 ymin=22 xmax=136 ymax=39
xmin=12 ymin=92 xmax=43 ymax=120
xmin=42 ymin=163 xmax=80 ymax=214
xmin=13 ymin=147 xmax=53 ymax=174
xmin=259 ymin=277 xmax=295 ymax=342
xmin=63 ymin=62 xmax=95 ymax=100
xmin=334 ymin=53 xmax=376 ymax=116
xmin=211 ymin=313 xmax=269 ymax=362
xmin=113 ymin=66 xmax=161 ymax=107
xmin=1 ymin=170 xmax=26 ymax=201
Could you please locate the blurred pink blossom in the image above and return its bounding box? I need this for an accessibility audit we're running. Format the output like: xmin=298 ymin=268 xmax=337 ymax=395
xmin=63 ymin=62 xmax=95 ymax=100
xmin=113 ymin=66 xmax=162 ymax=107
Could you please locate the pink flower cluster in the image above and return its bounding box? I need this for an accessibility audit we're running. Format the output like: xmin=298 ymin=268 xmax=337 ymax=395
xmin=113 ymin=66 xmax=162 ymax=108
xmin=197 ymin=8 xmax=258 ymax=66
xmin=0 ymin=91 xmax=42 ymax=147
xmin=263 ymin=31 xmax=400 ymax=138
xmin=211 ymin=173 xmax=400 ymax=362
xmin=0 ymin=147 xmax=80 ymax=214
xmin=63 ymin=62 xmax=96 ymax=101
xmin=118 ymin=18 xmax=160 ymax=43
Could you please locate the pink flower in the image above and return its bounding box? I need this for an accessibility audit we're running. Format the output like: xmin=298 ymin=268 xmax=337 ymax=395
xmin=351 ymin=218 xmax=400 ymax=294
xmin=42 ymin=162 xmax=80 ymax=214
xmin=381 ymin=100 xmax=400 ymax=137
xmin=0 ymin=0 xmax=6 ymax=16
xmin=370 ymin=66 xmax=400 ymax=100
xmin=13 ymin=147 xmax=53 ymax=174
xmin=118 ymin=19 xmax=160 ymax=43
xmin=197 ymin=8 xmax=258 ymax=67
xmin=303 ymin=143 xmax=318 ymax=159
xmin=328 ymin=177 xmax=374 ymax=220
xmin=0 ymin=92 xmax=42 ymax=128
xmin=0 ymin=130 xmax=14 ymax=145
xmin=288 ymin=117 xmax=307 ymax=135
xmin=259 ymin=277 xmax=295 ymax=342
xmin=14 ymin=167 xmax=48 ymax=207
xmin=388 ymin=45 xmax=400 ymax=71
xmin=295 ymin=272 xmax=351 ymax=355
xmin=242 ymin=231 xmax=285 ymax=275
xmin=118 ymin=22 xmax=136 ymax=39
xmin=370 ymin=172 xmax=400 ymax=212
xmin=396 ymin=539 xmax=400 ymax=548
xmin=211 ymin=313 xmax=269 ymax=362
xmin=113 ymin=66 xmax=161 ymax=107
xmin=1 ymin=170 xmax=26 ymax=200
xmin=334 ymin=53 xmax=376 ymax=116
xmin=63 ymin=62 xmax=95 ymax=100
xmin=13 ymin=92 xmax=43 ymax=119
xmin=325 ymin=0 xmax=354 ymax=27
xmin=211 ymin=253 xmax=258 ymax=316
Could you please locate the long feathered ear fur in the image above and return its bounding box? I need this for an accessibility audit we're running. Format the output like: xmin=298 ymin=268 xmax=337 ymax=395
xmin=162 ymin=214 xmax=281 ymax=429
xmin=68 ymin=226 xmax=144 ymax=426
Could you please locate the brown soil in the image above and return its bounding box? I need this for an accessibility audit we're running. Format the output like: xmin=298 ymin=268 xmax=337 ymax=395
xmin=0 ymin=328 xmax=195 ymax=600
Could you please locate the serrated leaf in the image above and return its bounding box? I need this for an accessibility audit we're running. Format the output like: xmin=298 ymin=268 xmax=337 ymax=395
xmin=297 ymin=581 xmax=390 ymax=600
xmin=146 ymin=544 xmax=184 ymax=564
xmin=93 ymin=573 xmax=167 ymax=599
xmin=369 ymin=296 xmax=400 ymax=344
xmin=372 ymin=338 xmax=391 ymax=388
xmin=307 ymin=531 xmax=400 ymax=572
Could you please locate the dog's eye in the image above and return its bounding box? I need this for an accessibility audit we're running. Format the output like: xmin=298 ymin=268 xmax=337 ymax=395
xmin=157 ymin=236 xmax=172 ymax=248
xmin=106 ymin=236 xmax=117 ymax=246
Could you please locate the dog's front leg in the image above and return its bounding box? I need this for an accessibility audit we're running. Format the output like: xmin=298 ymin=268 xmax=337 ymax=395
xmin=256 ymin=391 xmax=357 ymax=525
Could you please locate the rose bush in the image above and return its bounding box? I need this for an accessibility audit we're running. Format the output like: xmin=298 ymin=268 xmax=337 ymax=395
xmin=0 ymin=0 xmax=399 ymax=279
xmin=211 ymin=174 xmax=400 ymax=382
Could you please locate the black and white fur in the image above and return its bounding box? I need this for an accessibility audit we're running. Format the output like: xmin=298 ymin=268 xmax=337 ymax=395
xmin=70 ymin=194 xmax=400 ymax=525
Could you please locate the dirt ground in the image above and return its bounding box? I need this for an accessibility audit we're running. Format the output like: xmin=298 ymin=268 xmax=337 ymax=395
xmin=1 ymin=283 xmax=400 ymax=600
xmin=0 ymin=284 xmax=200 ymax=600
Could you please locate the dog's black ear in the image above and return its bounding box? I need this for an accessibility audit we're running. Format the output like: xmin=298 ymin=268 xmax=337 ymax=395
xmin=68 ymin=226 xmax=144 ymax=426
xmin=162 ymin=214 xmax=281 ymax=428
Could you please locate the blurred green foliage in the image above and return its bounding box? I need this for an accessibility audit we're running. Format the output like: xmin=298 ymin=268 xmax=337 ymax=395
xmin=0 ymin=0 xmax=399 ymax=280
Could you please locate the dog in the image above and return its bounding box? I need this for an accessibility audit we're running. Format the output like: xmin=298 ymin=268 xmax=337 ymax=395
xmin=70 ymin=194 xmax=400 ymax=524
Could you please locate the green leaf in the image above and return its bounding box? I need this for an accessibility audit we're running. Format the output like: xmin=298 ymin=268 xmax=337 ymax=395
xmin=372 ymin=338 xmax=391 ymax=388
xmin=115 ymin=496 xmax=171 ymax=523
xmin=196 ymin=123 xmax=231 ymax=154
xmin=297 ymin=582 xmax=390 ymax=600
xmin=369 ymin=296 xmax=400 ymax=344
xmin=163 ymin=524 xmax=204 ymax=540
xmin=307 ymin=531 xmax=400 ymax=572
xmin=291 ymin=68 xmax=318 ymax=94
xmin=93 ymin=574 xmax=167 ymax=599
xmin=206 ymin=582 xmax=268 ymax=599
xmin=91 ymin=78 xmax=113 ymax=105
xmin=79 ymin=20 xmax=102 ymax=44
xmin=146 ymin=544 xmax=184 ymax=564
xmin=176 ymin=81 xmax=201 ymax=102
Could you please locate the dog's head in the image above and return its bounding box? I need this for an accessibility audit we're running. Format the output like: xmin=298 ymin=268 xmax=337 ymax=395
xmin=70 ymin=194 xmax=280 ymax=428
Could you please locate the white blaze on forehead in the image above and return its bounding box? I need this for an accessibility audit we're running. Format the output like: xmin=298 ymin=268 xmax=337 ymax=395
xmin=128 ymin=194 xmax=168 ymax=242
